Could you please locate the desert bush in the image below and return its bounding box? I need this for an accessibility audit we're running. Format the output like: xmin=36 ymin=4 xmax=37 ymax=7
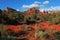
xmin=53 ymin=31 xmax=60 ymax=40
xmin=48 ymin=12 xmax=60 ymax=24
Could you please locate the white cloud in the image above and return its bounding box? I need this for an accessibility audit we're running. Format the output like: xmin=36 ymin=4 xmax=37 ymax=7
xmin=43 ymin=1 xmax=49 ymax=4
xmin=22 ymin=1 xmax=50 ymax=11
xmin=39 ymin=5 xmax=44 ymax=8
xmin=46 ymin=6 xmax=60 ymax=11
xmin=22 ymin=1 xmax=50 ymax=9
xmin=40 ymin=6 xmax=60 ymax=11
xmin=16 ymin=9 xmax=20 ymax=11
xmin=51 ymin=6 xmax=60 ymax=10
xmin=22 ymin=5 xmax=29 ymax=8
xmin=44 ymin=6 xmax=60 ymax=11
xmin=22 ymin=1 xmax=41 ymax=8
xmin=34 ymin=1 xmax=41 ymax=4
xmin=22 ymin=1 xmax=60 ymax=11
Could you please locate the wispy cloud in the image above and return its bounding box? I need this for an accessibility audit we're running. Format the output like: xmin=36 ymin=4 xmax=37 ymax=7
xmin=43 ymin=1 xmax=49 ymax=4
xmin=40 ymin=6 xmax=60 ymax=11
xmin=22 ymin=1 xmax=41 ymax=8
xmin=34 ymin=1 xmax=41 ymax=4
xmin=22 ymin=1 xmax=60 ymax=11
xmin=49 ymin=6 xmax=60 ymax=11
xmin=22 ymin=1 xmax=50 ymax=11
xmin=22 ymin=1 xmax=49 ymax=9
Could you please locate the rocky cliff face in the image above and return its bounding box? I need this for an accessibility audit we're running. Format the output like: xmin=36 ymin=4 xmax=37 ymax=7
xmin=5 ymin=7 xmax=17 ymax=13
xmin=24 ymin=7 xmax=40 ymax=14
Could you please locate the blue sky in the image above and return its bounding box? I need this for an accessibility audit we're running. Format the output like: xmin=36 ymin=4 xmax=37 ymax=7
xmin=0 ymin=0 xmax=60 ymax=11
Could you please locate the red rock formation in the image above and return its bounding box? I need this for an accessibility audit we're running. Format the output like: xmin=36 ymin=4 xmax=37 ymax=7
xmin=5 ymin=7 xmax=17 ymax=13
xmin=24 ymin=7 xmax=48 ymax=14
xmin=43 ymin=11 xmax=48 ymax=14
xmin=24 ymin=7 xmax=40 ymax=14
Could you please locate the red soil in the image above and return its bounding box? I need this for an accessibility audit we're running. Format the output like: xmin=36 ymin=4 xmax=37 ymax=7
xmin=5 ymin=22 xmax=60 ymax=40
xmin=6 ymin=22 xmax=60 ymax=32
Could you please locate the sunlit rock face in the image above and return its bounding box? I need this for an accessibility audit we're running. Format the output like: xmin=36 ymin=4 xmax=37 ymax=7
xmin=24 ymin=7 xmax=49 ymax=14
xmin=24 ymin=7 xmax=40 ymax=14
xmin=5 ymin=7 xmax=17 ymax=13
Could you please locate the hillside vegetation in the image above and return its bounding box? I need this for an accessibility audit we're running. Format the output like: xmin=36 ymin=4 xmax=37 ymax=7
xmin=0 ymin=7 xmax=60 ymax=40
